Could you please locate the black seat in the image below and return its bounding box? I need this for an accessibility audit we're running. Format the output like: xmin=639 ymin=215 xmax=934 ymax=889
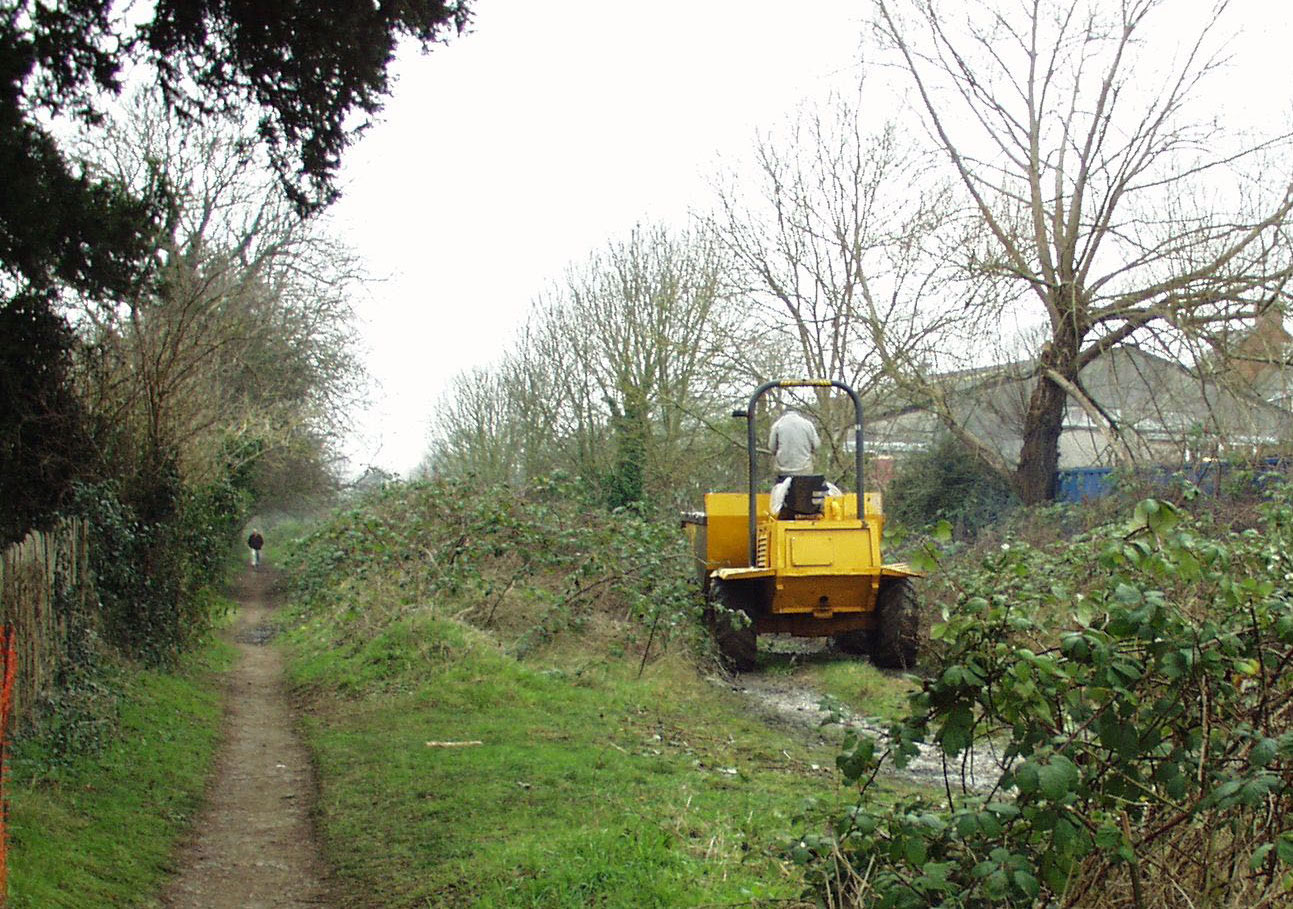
xmin=779 ymin=475 xmax=827 ymax=519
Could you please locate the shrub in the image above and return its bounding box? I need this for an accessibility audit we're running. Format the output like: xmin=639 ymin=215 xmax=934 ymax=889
xmin=804 ymin=493 xmax=1293 ymax=907
xmin=71 ymin=462 xmax=250 ymax=667
xmin=887 ymin=434 xmax=1018 ymax=536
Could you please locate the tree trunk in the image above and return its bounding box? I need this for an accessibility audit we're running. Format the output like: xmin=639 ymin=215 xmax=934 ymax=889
xmin=1014 ymin=374 xmax=1066 ymax=504
xmin=1014 ymin=325 xmax=1082 ymax=505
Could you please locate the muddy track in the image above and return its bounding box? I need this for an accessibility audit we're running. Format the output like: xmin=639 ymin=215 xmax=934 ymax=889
xmin=161 ymin=565 xmax=333 ymax=908
xmin=726 ymin=639 xmax=1001 ymax=792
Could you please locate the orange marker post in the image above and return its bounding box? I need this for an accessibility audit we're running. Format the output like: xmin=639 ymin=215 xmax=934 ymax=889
xmin=0 ymin=626 xmax=16 ymax=904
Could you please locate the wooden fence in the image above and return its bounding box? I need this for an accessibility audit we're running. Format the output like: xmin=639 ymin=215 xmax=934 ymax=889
xmin=0 ymin=521 xmax=89 ymax=728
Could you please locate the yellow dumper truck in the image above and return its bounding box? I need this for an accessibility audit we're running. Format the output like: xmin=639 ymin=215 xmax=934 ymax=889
xmin=682 ymin=379 xmax=920 ymax=671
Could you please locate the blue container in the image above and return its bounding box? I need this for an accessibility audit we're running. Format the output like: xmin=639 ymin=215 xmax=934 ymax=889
xmin=1057 ymin=467 xmax=1114 ymax=502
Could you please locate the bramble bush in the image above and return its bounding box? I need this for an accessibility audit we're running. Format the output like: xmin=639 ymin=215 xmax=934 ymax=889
xmin=281 ymin=473 xmax=701 ymax=666
xmin=803 ymin=489 xmax=1293 ymax=908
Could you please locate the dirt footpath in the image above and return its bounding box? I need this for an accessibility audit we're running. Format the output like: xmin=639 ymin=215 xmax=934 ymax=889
xmin=162 ymin=565 xmax=333 ymax=908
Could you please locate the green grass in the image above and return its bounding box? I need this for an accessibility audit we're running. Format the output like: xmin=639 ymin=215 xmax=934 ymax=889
xmin=751 ymin=641 xmax=919 ymax=725
xmin=807 ymin=660 xmax=918 ymax=723
xmin=7 ymin=637 xmax=234 ymax=908
xmin=287 ymin=606 xmax=886 ymax=908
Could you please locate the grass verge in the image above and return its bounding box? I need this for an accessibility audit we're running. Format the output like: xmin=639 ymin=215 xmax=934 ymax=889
xmin=7 ymin=636 xmax=234 ymax=907
xmin=287 ymin=602 xmax=906 ymax=908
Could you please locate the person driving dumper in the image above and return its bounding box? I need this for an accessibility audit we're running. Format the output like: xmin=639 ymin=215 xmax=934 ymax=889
xmin=768 ymin=407 xmax=838 ymax=518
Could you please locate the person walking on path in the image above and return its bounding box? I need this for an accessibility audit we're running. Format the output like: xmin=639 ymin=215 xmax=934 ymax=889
xmin=247 ymin=529 xmax=264 ymax=568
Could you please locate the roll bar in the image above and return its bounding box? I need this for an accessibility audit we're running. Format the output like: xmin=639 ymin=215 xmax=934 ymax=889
xmin=732 ymin=379 xmax=865 ymax=565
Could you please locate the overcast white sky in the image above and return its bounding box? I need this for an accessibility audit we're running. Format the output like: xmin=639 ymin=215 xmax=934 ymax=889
xmin=331 ymin=0 xmax=1293 ymax=478
xmin=331 ymin=0 xmax=867 ymax=476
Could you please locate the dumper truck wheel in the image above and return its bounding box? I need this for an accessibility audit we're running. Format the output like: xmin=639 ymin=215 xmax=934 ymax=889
xmin=873 ymin=577 xmax=919 ymax=669
xmin=705 ymin=579 xmax=757 ymax=671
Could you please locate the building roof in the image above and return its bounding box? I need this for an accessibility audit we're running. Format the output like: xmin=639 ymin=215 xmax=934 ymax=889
xmin=867 ymin=345 xmax=1293 ymax=469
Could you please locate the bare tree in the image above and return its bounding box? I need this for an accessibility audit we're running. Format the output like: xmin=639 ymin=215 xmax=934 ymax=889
xmin=426 ymin=223 xmax=740 ymax=507
xmin=76 ymin=90 xmax=364 ymax=497
xmin=427 ymin=366 xmax=524 ymax=483
xmin=875 ymin=0 xmax=1293 ymax=502
xmin=710 ymin=89 xmax=993 ymax=474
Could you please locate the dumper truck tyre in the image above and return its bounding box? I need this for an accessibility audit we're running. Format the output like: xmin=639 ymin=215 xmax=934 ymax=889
xmin=873 ymin=577 xmax=919 ymax=669
xmin=705 ymin=579 xmax=757 ymax=671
